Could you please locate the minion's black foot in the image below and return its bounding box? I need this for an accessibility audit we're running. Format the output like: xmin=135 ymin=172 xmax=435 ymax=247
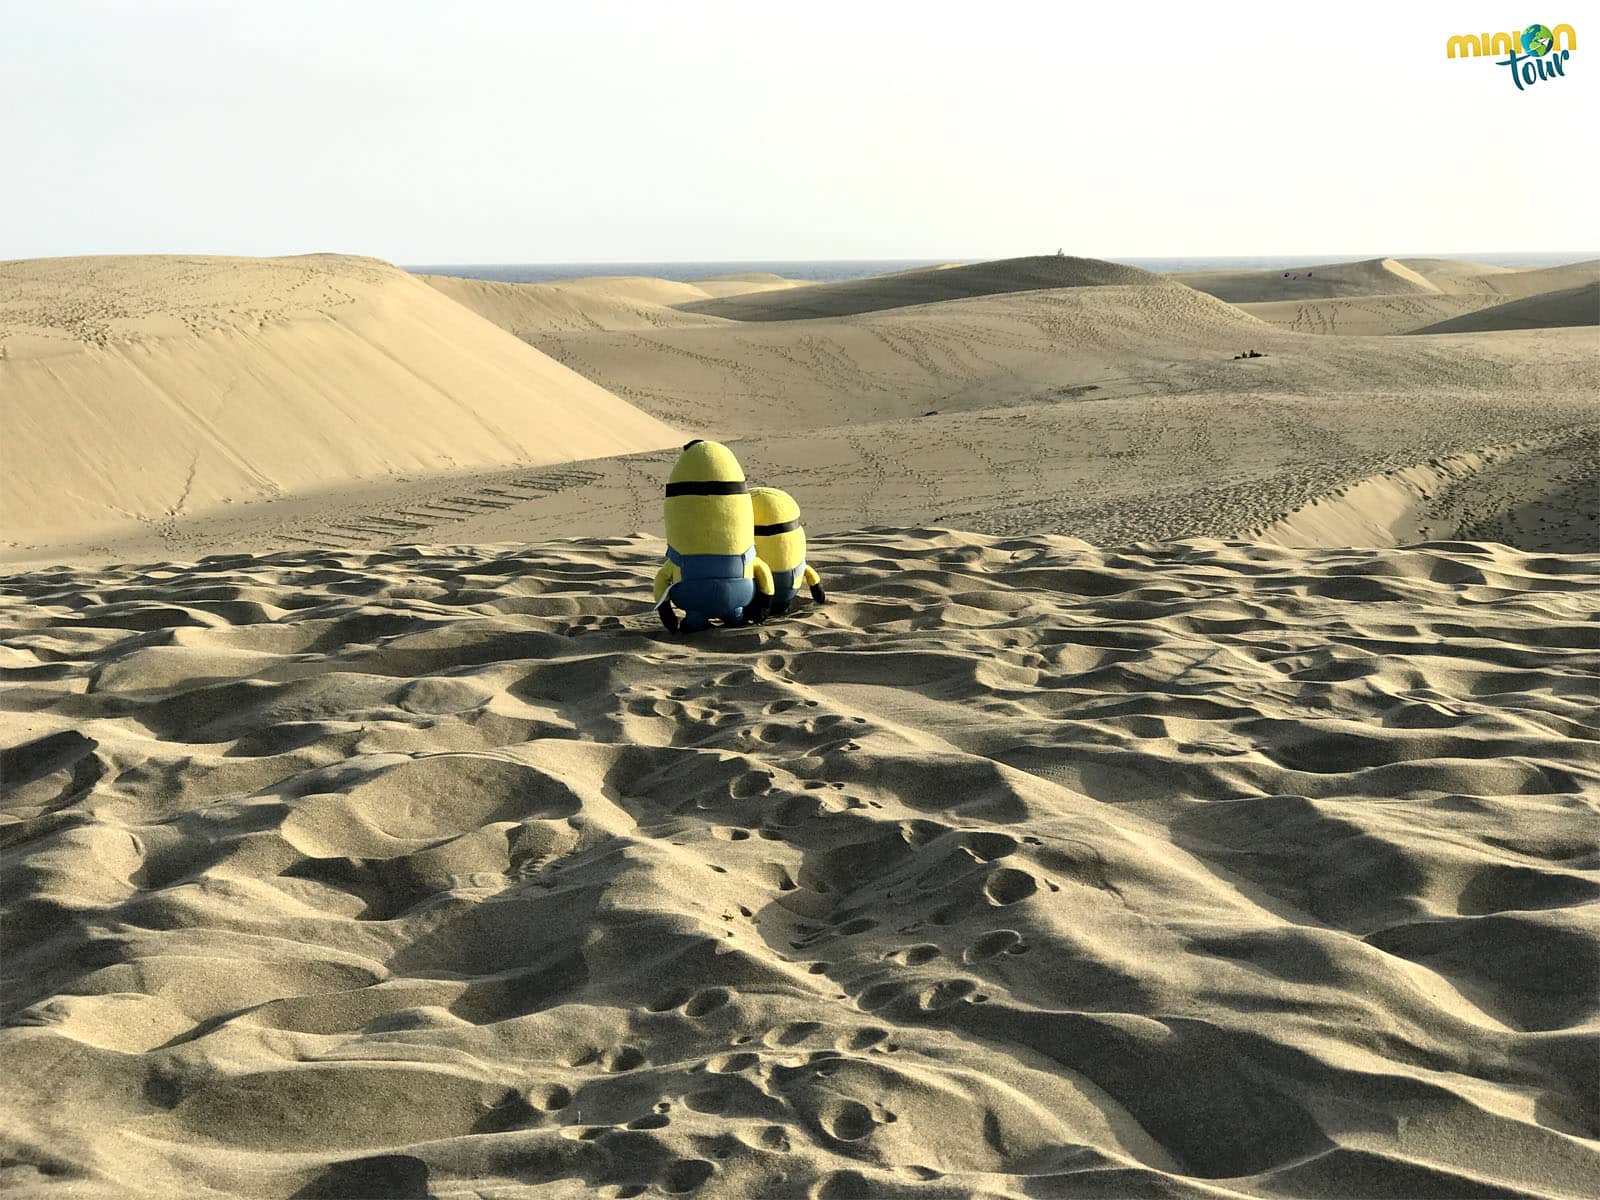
xmin=746 ymin=592 xmax=771 ymax=624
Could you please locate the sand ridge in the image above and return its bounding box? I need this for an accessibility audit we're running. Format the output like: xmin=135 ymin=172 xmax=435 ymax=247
xmin=2 ymin=529 xmax=1597 ymax=1197
xmin=1410 ymin=283 xmax=1600 ymax=334
xmin=1446 ymin=260 xmax=1600 ymax=300
xmin=421 ymin=273 xmax=738 ymax=336
xmin=1152 ymin=258 xmax=1600 ymax=335
xmin=688 ymin=273 xmax=820 ymax=300
xmin=1236 ymin=295 xmax=1504 ymax=336
xmin=0 ymin=255 xmax=681 ymax=548
xmin=1168 ymin=258 xmax=1447 ymax=304
xmin=418 ymin=272 xmax=820 ymax=339
xmin=675 ymin=256 xmax=1165 ymax=322
xmin=525 ymin=281 xmax=1272 ymax=435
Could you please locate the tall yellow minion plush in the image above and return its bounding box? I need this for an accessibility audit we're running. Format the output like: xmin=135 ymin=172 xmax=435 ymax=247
xmin=750 ymin=486 xmax=825 ymax=616
xmin=652 ymin=440 xmax=774 ymax=633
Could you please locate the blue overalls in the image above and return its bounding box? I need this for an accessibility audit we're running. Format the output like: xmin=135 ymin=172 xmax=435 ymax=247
xmin=768 ymin=561 xmax=807 ymax=614
xmin=667 ymin=546 xmax=757 ymax=631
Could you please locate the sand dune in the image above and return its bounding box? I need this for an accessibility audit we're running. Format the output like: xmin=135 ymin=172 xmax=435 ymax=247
xmin=1182 ymin=258 xmax=1599 ymax=333
xmin=1395 ymin=257 xmax=1520 ymax=281
xmin=1170 ymin=257 xmax=1444 ymax=303
xmin=5 ymin=255 xmax=1597 ymax=567
xmin=9 ymin=378 xmax=1597 ymax=567
xmin=420 ymin=272 xmax=817 ymax=337
xmin=677 ymin=256 xmax=1162 ymax=321
xmin=689 ymin=273 xmax=819 ymax=300
xmin=533 ymin=281 xmax=1268 ymax=434
xmin=0 ymin=255 xmax=680 ymax=548
xmin=524 ymin=281 xmax=1600 ymax=442
xmin=1237 ymin=294 xmax=1501 ymax=336
xmin=3 ymin=529 xmax=1597 ymax=1198
xmin=421 ymin=273 xmax=735 ymax=336
xmin=1440 ymin=260 xmax=1600 ymax=301
xmin=1410 ymin=282 xmax=1600 ymax=334
xmin=1247 ymin=433 xmax=1599 ymax=550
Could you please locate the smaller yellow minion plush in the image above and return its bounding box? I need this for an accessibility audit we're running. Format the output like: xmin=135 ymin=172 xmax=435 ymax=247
xmin=750 ymin=486 xmax=825 ymax=616
xmin=652 ymin=440 xmax=774 ymax=633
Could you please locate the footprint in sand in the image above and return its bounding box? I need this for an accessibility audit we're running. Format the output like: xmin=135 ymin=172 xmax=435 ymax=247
xmin=820 ymin=1098 xmax=877 ymax=1141
xmin=983 ymin=867 xmax=1038 ymax=905
xmin=528 ymin=1083 xmax=572 ymax=1111
xmin=683 ymin=988 xmax=732 ymax=1017
xmin=730 ymin=769 xmax=773 ymax=798
xmin=764 ymin=1020 xmax=822 ymax=1046
xmin=685 ymin=1088 xmax=729 ymax=1114
xmin=603 ymin=1045 xmax=644 ymax=1071
xmin=813 ymin=1171 xmax=874 ymax=1199
xmin=833 ymin=916 xmax=878 ymax=936
xmin=659 ymin=1158 xmax=714 ymax=1193
xmin=754 ymin=1124 xmax=790 ymax=1151
xmin=837 ymin=1027 xmax=889 ymax=1051
xmin=963 ymin=929 xmax=1026 ymax=961
xmin=962 ymin=831 xmax=1019 ymax=861
xmin=917 ymin=978 xmax=977 ymax=1011
xmin=890 ymin=943 xmax=940 ymax=965
xmin=855 ymin=982 xmax=903 ymax=1012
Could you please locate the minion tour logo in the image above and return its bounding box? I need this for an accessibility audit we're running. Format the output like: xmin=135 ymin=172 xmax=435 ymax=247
xmin=1447 ymin=23 xmax=1577 ymax=90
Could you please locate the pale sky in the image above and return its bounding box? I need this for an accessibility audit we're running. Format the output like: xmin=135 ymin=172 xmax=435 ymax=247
xmin=3 ymin=0 xmax=1594 ymax=263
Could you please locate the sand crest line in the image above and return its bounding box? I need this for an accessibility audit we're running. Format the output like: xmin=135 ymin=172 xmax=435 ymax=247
xmin=1245 ymin=438 xmax=1547 ymax=547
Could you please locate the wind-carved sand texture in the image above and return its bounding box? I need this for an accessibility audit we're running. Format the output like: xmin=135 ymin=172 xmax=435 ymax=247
xmin=0 ymin=255 xmax=680 ymax=547
xmin=2 ymin=530 xmax=1598 ymax=1198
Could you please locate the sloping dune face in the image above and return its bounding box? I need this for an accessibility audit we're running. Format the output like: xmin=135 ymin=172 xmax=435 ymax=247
xmin=3 ymin=530 xmax=1597 ymax=1198
xmin=1167 ymin=258 xmax=1600 ymax=334
xmin=1411 ymin=282 xmax=1600 ymax=334
xmin=1172 ymin=258 xmax=1445 ymax=304
xmin=1237 ymin=293 xmax=1503 ymax=335
xmin=677 ymin=255 xmax=1164 ymax=321
xmin=421 ymin=273 xmax=737 ymax=336
xmin=1445 ymin=259 xmax=1600 ymax=301
xmin=0 ymin=255 xmax=680 ymax=545
xmin=535 ymin=282 xmax=1266 ymax=433
xmin=1396 ymin=257 xmax=1520 ymax=281
xmin=420 ymin=272 xmax=819 ymax=339
xmin=689 ymin=272 xmax=819 ymax=300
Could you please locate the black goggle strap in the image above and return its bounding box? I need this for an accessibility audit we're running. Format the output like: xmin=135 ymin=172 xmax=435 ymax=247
xmin=664 ymin=480 xmax=748 ymax=497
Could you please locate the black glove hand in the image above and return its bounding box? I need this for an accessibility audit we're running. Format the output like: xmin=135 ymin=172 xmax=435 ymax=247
xmin=809 ymin=582 xmax=827 ymax=604
xmin=656 ymin=603 xmax=680 ymax=633
xmin=745 ymin=591 xmax=771 ymax=624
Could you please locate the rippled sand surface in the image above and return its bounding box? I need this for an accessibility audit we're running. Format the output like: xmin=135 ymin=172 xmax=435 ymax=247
xmin=4 ymin=530 xmax=1596 ymax=1198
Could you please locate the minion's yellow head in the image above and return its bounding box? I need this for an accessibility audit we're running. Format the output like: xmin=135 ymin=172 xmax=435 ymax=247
xmin=751 ymin=486 xmax=806 ymax=572
xmin=664 ymin=440 xmax=754 ymax=555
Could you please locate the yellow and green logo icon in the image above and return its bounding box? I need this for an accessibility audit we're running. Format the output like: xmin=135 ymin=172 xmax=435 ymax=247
xmin=1446 ymin=22 xmax=1575 ymax=90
